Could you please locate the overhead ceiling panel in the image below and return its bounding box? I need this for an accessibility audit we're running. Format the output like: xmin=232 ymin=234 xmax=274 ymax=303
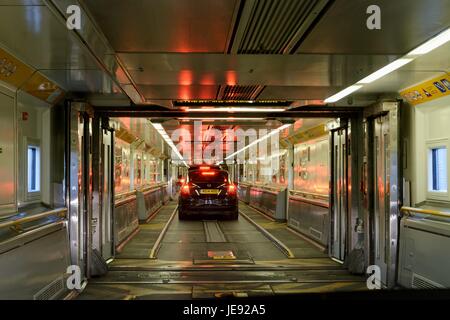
xmin=40 ymin=69 xmax=122 ymax=94
xmin=0 ymin=5 xmax=99 ymax=70
xmin=358 ymin=71 xmax=447 ymax=94
xmin=119 ymin=53 xmax=398 ymax=87
xmin=353 ymin=38 xmax=450 ymax=95
xmin=258 ymin=86 xmax=339 ymax=100
xmin=82 ymin=0 xmax=239 ymax=53
xmin=399 ymin=41 xmax=450 ymax=72
xmin=297 ymin=0 xmax=450 ymax=54
xmin=138 ymin=84 xmax=219 ymax=100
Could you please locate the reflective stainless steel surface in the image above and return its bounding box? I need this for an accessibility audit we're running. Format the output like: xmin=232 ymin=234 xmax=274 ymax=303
xmin=0 ymin=91 xmax=16 ymax=215
xmin=83 ymin=0 xmax=239 ymax=53
xmin=330 ymin=125 xmax=348 ymax=261
xmin=0 ymin=221 xmax=71 ymax=299
xmin=364 ymin=101 xmax=400 ymax=288
xmin=296 ymin=0 xmax=450 ymax=54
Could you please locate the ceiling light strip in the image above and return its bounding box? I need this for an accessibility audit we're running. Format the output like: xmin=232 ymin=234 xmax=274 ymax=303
xmin=150 ymin=122 xmax=188 ymax=167
xmin=185 ymin=107 xmax=286 ymax=112
xmin=323 ymin=85 xmax=363 ymax=103
xmin=407 ymin=28 xmax=450 ymax=55
xmin=224 ymin=124 xmax=291 ymax=161
xmin=180 ymin=117 xmax=265 ymax=121
xmin=323 ymin=27 xmax=450 ymax=103
xmin=357 ymin=58 xmax=413 ymax=84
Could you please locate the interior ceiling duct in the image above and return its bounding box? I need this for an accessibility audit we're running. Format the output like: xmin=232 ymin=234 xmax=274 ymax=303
xmin=221 ymin=85 xmax=261 ymax=100
xmin=238 ymin=0 xmax=328 ymax=54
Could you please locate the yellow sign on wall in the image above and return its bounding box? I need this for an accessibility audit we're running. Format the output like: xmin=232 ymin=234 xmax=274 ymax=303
xmin=0 ymin=47 xmax=34 ymax=88
xmin=0 ymin=47 xmax=65 ymax=104
xmin=400 ymin=73 xmax=450 ymax=106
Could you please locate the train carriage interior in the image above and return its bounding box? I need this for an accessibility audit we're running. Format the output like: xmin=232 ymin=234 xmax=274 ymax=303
xmin=0 ymin=0 xmax=449 ymax=302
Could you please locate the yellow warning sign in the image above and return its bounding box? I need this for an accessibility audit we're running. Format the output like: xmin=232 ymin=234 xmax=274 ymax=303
xmin=21 ymin=72 xmax=65 ymax=105
xmin=207 ymin=250 xmax=236 ymax=260
xmin=400 ymin=73 xmax=450 ymax=106
xmin=0 ymin=47 xmax=65 ymax=104
xmin=0 ymin=47 xmax=34 ymax=88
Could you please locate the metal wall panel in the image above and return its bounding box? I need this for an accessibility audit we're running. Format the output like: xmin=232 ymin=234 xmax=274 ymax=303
xmin=364 ymin=101 xmax=401 ymax=288
xmin=330 ymin=127 xmax=349 ymax=261
xmin=137 ymin=186 xmax=163 ymax=221
xmin=114 ymin=197 xmax=138 ymax=246
xmin=67 ymin=105 xmax=90 ymax=280
xmin=293 ymin=135 xmax=329 ymax=194
xmin=288 ymin=195 xmax=329 ymax=247
xmin=248 ymin=186 xmax=287 ymax=221
xmin=238 ymin=183 xmax=251 ymax=204
xmin=398 ymin=216 xmax=450 ymax=288
xmin=101 ymin=128 xmax=113 ymax=260
xmin=0 ymin=92 xmax=15 ymax=215
xmin=0 ymin=223 xmax=71 ymax=299
xmin=373 ymin=114 xmax=390 ymax=283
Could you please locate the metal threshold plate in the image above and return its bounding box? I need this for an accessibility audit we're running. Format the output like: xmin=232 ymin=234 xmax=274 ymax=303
xmin=192 ymin=284 xmax=273 ymax=299
xmin=208 ymin=250 xmax=235 ymax=259
xmin=193 ymin=251 xmax=254 ymax=265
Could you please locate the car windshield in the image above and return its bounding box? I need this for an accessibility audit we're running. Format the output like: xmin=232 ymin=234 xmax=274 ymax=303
xmin=189 ymin=170 xmax=228 ymax=183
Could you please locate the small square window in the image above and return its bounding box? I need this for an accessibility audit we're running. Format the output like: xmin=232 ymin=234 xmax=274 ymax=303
xmin=429 ymin=147 xmax=447 ymax=192
xmin=27 ymin=145 xmax=40 ymax=193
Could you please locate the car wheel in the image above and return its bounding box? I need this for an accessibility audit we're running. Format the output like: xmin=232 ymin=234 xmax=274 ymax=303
xmin=178 ymin=210 xmax=187 ymax=220
xmin=229 ymin=210 xmax=239 ymax=220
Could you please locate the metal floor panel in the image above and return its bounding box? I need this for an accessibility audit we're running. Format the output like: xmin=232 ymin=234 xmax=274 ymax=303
xmin=203 ymin=221 xmax=227 ymax=243
xmin=78 ymin=268 xmax=366 ymax=300
xmin=192 ymin=284 xmax=274 ymax=298
xmin=78 ymin=281 xmax=368 ymax=300
xmin=162 ymin=231 xmax=206 ymax=243
xmin=156 ymin=209 xmax=287 ymax=261
xmin=115 ymin=203 xmax=177 ymax=259
xmin=90 ymin=269 xmax=364 ymax=284
xmin=221 ymin=231 xmax=269 ymax=243
xmin=239 ymin=202 xmax=329 ymax=258
xmin=109 ymin=257 xmax=343 ymax=271
xmin=79 ymin=201 xmax=368 ymax=299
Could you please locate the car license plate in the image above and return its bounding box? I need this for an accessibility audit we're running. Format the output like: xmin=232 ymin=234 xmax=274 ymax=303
xmin=200 ymin=189 xmax=219 ymax=194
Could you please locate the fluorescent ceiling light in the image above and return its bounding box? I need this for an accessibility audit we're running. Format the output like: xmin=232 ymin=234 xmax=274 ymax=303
xmin=408 ymin=28 xmax=450 ymax=55
xmin=323 ymin=28 xmax=450 ymax=104
xmin=225 ymin=124 xmax=291 ymax=160
xmin=324 ymin=85 xmax=362 ymax=103
xmin=150 ymin=122 xmax=188 ymax=167
xmin=357 ymin=58 xmax=413 ymax=84
xmin=186 ymin=107 xmax=285 ymax=112
xmin=180 ymin=117 xmax=264 ymax=121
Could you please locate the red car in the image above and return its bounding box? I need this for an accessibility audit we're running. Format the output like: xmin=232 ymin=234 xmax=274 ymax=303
xmin=178 ymin=165 xmax=238 ymax=220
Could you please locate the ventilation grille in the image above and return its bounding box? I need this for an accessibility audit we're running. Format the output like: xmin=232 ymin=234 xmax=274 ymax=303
xmin=222 ymin=85 xmax=261 ymax=100
xmin=289 ymin=218 xmax=300 ymax=228
xmin=309 ymin=227 xmax=322 ymax=240
xmin=238 ymin=0 xmax=323 ymax=54
xmin=33 ymin=276 xmax=65 ymax=300
xmin=412 ymin=273 xmax=444 ymax=289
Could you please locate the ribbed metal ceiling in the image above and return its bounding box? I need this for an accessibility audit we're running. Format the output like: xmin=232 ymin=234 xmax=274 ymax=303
xmin=238 ymin=0 xmax=322 ymax=54
xmin=221 ymin=85 xmax=261 ymax=100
